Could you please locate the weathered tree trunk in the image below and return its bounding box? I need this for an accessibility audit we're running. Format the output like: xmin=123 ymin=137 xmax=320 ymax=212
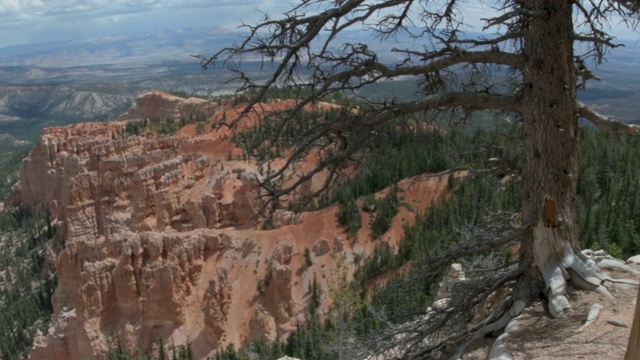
xmin=518 ymin=0 xmax=590 ymax=317
xmin=625 ymin=286 xmax=640 ymax=359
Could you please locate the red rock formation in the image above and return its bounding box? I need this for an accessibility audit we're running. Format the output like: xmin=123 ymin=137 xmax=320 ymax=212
xmin=12 ymin=91 xmax=451 ymax=359
xmin=118 ymin=91 xmax=210 ymax=123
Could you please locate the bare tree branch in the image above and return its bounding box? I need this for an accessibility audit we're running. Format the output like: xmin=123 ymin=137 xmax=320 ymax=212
xmin=573 ymin=34 xmax=624 ymax=48
xmin=577 ymin=102 xmax=640 ymax=135
xmin=203 ymin=1 xmax=640 ymax=356
xmin=573 ymin=0 xmax=640 ymax=61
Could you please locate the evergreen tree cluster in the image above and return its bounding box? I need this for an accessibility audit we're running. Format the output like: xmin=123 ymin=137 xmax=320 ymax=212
xmin=233 ymin=107 xmax=350 ymax=163
xmin=367 ymin=186 xmax=400 ymax=239
xmin=106 ymin=337 xmax=195 ymax=360
xmin=335 ymin=194 xmax=361 ymax=238
xmin=577 ymin=129 xmax=640 ymax=257
xmin=0 ymin=207 xmax=56 ymax=359
xmin=232 ymin=86 xmax=351 ymax=107
xmin=326 ymin=118 xmax=520 ymax=239
xmin=123 ymin=111 xmax=210 ymax=137
xmin=0 ymin=149 xmax=28 ymax=200
xmin=216 ymin=121 xmax=640 ymax=359
xmin=166 ymin=90 xmax=209 ymax=100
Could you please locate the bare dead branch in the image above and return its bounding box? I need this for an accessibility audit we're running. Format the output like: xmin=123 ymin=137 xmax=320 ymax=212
xmin=577 ymin=102 xmax=640 ymax=136
xmin=573 ymin=34 xmax=624 ymax=48
xmin=204 ymin=2 xmax=640 ymax=355
xmin=573 ymin=0 xmax=640 ymax=61
xmin=482 ymin=8 xmax=547 ymax=30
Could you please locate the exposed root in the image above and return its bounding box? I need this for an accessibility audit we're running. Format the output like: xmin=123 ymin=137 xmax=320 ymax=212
xmin=568 ymin=248 xmax=640 ymax=288
xmin=466 ymin=243 xmax=638 ymax=358
xmin=543 ymin=255 xmax=572 ymax=317
xmin=607 ymin=319 xmax=630 ymax=328
xmin=603 ymin=277 xmax=640 ymax=286
xmin=561 ymin=244 xmax=608 ymax=288
xmin=574 ymin=303 xmax=603 ymax=333
xmin=595 ymin=259 xmax=640 ymax=275
xmin=360 ymin=216 xmax=637 ymax=360
xmin=488 ymin=316 xmax=520 ymax=360
xmin=592 ymin=285 xmax=615 ymax=299
xmin=454 ymin=244 xmax=639 ymax=359
xmin=533 ymin=221 xmax=639 ymax=317
xmin=450 ymin=299 xmax=526 ymax=360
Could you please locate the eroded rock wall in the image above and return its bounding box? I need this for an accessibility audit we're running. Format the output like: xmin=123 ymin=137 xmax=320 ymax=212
xmin=12 ymin=92 xmax=450 ymax=359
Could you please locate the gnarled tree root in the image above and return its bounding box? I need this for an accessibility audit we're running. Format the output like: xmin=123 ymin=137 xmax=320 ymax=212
xmin=594 ymin=258 xmax=640 ymax=276
xmin=574 ymin=303 xmax=603 ymax=334
xmin=488 ymin=316 xmax=519 ymax=360
xmin=533 ymin=222 xmax=639 ymax=317
xmin=452 ymin=240 xmax=639 ymax=359
xmin=451 ymin=299 xmax=527 ymax=360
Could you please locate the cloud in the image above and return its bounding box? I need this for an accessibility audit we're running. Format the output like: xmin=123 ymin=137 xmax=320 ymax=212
xmin=4 ymin=0 xmax=633 ymax=50
xmin=2 ymin=0 xmax=277 ymax=23
xmin=0 ymin=0 xmax=290 ymax=47
xmin=0 ymin=0 xmax=208 ymax=18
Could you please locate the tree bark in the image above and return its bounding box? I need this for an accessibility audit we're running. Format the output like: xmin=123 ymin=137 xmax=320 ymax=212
xmin=626 ymin=286 xmax=640 ymax=360
xmin=519 ymin=0 xmax=583 ymax=317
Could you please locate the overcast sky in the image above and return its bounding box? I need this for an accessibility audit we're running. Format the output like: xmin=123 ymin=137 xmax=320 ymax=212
xmin=0 ymin=1 xmax=638 ymax=48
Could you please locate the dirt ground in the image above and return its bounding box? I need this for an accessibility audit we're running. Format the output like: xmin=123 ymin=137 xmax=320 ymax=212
xmin=465 ymin=265 xmax=640 ymax=360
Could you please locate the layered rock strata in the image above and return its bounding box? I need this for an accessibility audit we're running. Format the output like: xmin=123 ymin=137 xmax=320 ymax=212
xmin=10 ymin=91 xmax=450 ymax=359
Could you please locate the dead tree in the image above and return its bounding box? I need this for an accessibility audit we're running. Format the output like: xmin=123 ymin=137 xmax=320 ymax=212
xmin=202 ymin=0 xmax=640 ymax=357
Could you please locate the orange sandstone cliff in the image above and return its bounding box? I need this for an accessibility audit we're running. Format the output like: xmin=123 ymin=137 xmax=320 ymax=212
xmin=10 ymin=91 xmax=450 ymax=359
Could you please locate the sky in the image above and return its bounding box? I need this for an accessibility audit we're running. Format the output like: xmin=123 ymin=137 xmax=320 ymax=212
xmin=0 ymin=1 xmax=638 ymax=48
xmin=0 ymin=0 xmax=285 ymax=47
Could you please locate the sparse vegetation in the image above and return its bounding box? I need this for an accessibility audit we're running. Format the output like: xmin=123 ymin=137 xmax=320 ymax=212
xmin=304 ymin=248 xmax=313 ymax=268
